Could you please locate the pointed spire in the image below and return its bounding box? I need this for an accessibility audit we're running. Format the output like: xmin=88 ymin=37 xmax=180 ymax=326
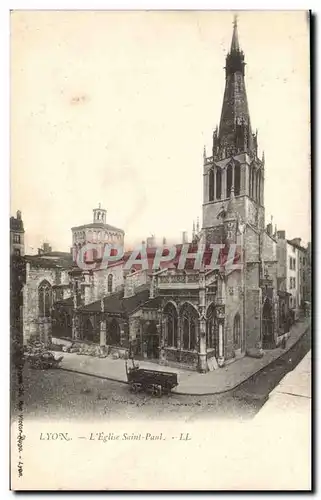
xmin=231 ymin=14 xmax=240 ymax=52
xmin=262 ymin=151 xmax=265 ymax=164
xmin=203 ymin=145 xmax=206 ymax=160
xmin=217 ymin=16 xmax=256 ymax=158
xmin=196 ymin=217 xmax=200 ymax=233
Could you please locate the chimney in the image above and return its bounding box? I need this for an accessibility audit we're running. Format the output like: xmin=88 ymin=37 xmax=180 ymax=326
xmin=43 ymin=242 xmax=52 ymax=253
xmin=277 ymin=230 xmax=286 ymax=240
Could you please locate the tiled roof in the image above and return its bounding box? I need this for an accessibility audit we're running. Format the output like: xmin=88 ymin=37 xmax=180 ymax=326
xmin=41 ymin=251 xmax=71 ymax=258
xmin=286 ymin=240 xmax=307 ymax=252
xmin=54 ymin=297 xmax=73 ymax=306
xmin=25 ymin=253 xmax=73 ymax=269
xmin=141 ymin=297 xmax=163 ymax=309
xmin=81 ymin=285 xmax=152 ymax=315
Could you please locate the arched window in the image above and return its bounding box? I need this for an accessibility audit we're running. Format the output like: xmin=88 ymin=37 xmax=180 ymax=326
xmin=251 ymin=168 xmax=255 ymax=199
xmin=216 ymin=168 xmax=222 ymax=200
xmin=38 ymin=280 xmax=52 ymax=317
xmin=234 ymin=163 xmax=241 ymax=196
xmin=181 ymin=304 xmax=198 ymax=351
xmin=233 ymin=313 xmax=241 ymax=350
xmin=107 ymin=274 xmax=113 ymax=293
xmin=248 ymin=165 xmax=252 ymax=196
xmin=164 ymin=302 xmax=178 ymax=348
xmin=209 ymin=169 xmax=215 ymax=202
xmin=257 ymin=172 xmax=261 ymax=203
xmin=227 ymin=163 xmax=233 ymax=198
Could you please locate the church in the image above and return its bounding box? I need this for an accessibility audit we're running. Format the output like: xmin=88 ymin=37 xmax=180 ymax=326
xmin=20 ymin=19 xmax=286 ymax=373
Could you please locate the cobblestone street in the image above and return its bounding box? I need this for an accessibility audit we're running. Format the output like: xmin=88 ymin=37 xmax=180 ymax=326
xmin=12 ymin=326 xmax=311 ymax=422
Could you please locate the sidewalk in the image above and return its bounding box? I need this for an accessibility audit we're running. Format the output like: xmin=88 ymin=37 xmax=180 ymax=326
xmin=57 ymin=318 xmax=310 ymax=395
xmin=254 ymin=349 xmax=311 ymax=421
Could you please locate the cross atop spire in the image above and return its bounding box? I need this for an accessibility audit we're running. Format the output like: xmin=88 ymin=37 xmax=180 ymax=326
xmin=231 ymin=14 xmax=240 ymax=52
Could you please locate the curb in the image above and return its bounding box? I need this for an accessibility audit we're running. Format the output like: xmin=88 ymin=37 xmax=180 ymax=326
xmin=174 ymin=324 xmax=310 ymax=396
xmin=59 ymin=323 xmax=310 ymax=397
xmin=60 ymin=367 xmax=128 ymax=385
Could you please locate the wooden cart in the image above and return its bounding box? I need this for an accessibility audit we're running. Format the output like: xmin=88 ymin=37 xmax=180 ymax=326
xmin=125 ymin=360 xmax=178 ymax=397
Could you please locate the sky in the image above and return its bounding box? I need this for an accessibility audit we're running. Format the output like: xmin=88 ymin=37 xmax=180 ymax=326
xmin=10 ymin=10 xmax=311 ymax=253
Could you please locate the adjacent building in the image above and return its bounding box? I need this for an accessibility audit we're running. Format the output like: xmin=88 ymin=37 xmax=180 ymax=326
xmin=276 ymin=231 xmax=310 ymax=320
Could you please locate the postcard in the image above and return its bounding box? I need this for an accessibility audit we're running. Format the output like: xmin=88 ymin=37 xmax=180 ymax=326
xmin=10 ymin=10 xmax=311 ymax=490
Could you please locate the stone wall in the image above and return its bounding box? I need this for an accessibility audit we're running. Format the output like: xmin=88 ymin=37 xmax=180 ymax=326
xmin=93 ymin=263 xmax=124 ymax=301
xmin=164 ymin=347 xmax=198 ymax=369
xmin=203 ymin=195 xmax=248 ymax=230
xmin=244 ymin=226 xmax=260 ymax=263
xmin=263 ymin=232 xmax=277 ymax=263
xmin=244 ymin=288 xmax=262 ymax=353
xmin=224 ymin=270 xmax=243 ymax=359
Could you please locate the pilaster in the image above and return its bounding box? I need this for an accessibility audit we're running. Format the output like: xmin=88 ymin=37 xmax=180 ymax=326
xmin=222 ymin=167 xmax=227 ymax=199
xmin=198 ymin=316 xmax=207 ymax=372
xmin=100 ymin=319 xmax=107 ymax=347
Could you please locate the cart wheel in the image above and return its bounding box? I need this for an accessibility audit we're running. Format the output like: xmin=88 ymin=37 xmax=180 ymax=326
xmin=130 ymin=383 xmax=141 ymax=393
xmin=151 ymin=385 xmax=162 ymax=398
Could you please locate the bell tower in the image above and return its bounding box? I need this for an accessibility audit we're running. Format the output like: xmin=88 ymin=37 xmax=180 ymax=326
xmin=93 ymin=203 xmax=107 ymax=224
xmin=202 ymin=16 xmax=265 ymax=245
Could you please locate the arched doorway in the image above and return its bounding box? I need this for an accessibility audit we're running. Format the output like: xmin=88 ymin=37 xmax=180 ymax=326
xmin=181 ymin=304 xmax=198 ymax=351
xmin=109 ymin=318 xmax=120 ymax=346
xmin=262 ymin=298 xmax=273 ymax=348
xmin=164 ymin=302 xmax=178 ymax=348
xmin=84 ymin=318 xmax=94 ymax=342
